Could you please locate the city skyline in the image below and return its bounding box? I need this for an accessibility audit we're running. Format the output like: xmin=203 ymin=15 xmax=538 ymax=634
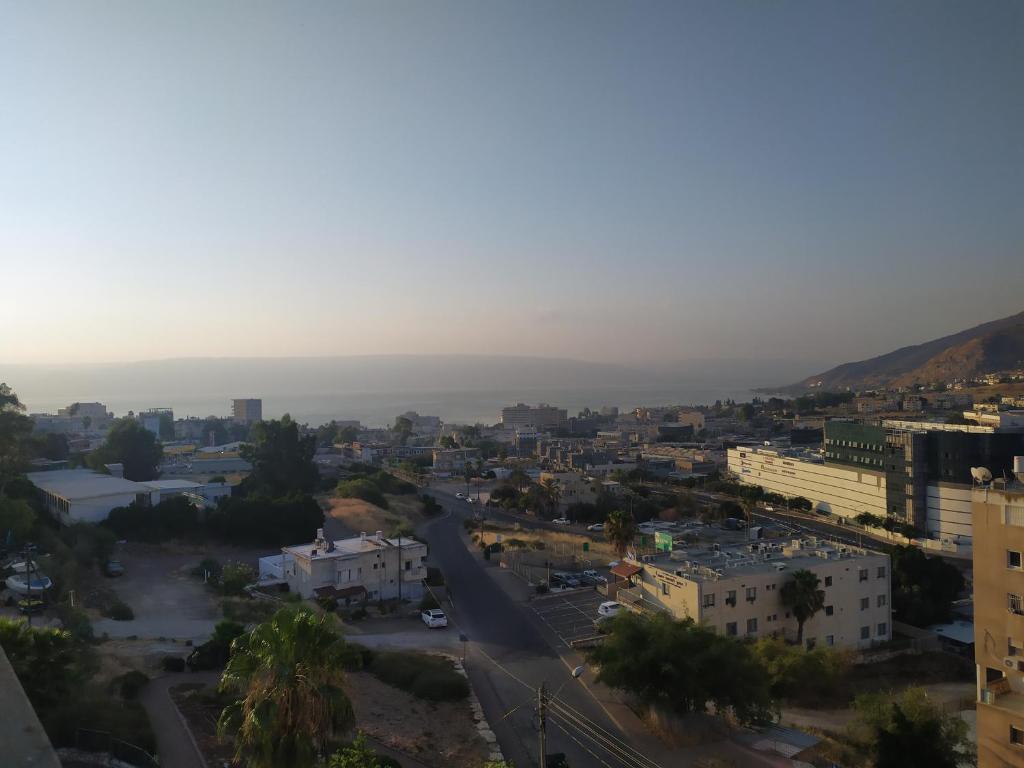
xmin=3 ymin=1 xmax=1021 ymax=366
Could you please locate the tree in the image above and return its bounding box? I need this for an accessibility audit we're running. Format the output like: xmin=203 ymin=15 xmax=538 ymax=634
xmin=779 ymin=569 xmax=826 ymax=645
xmin=328 ymin=732 xmax=380 ymax=768
xmin=0 ymin=495 xmax=36 ymax=544
xmin=438 ymin=435 xmax=458 ymax=449
xmin=889 ymin=545 xmax=965 ymax=626
xmin=241 ymin=415 xmax=319 ymax=496
xmin=0 ymin=384 xmax=34 ymax=493
xmin=751 ymin=636 xmax=849 ymax=705
xmin=201 ymin=417 xmax=230 ymax=446
xmin=392 ymin=416 xmax=413 ymax=446
xmin=158 ymin=412 xmax=175 ymax=440
xmin=0 ymin=619 xmax=80 ymax=711
xmin=87 ymin=418 xmax=163 ymax=481
xmin=508 ymin=467 xmax=530 ymax=493
xmin=218 ymin=607 xmax=359 ymax=768
xmin=336 ymin=425 xmax=359 ymax=444
xmin=849 ymin=687 xmax=972 ymax=768
xmin=605 ymin=509 xmax=636 ymax=558
xmin=541 ymin=478 xmax=562 ymax=516
xmin=586 ymin=612 xmax=775 ymax=726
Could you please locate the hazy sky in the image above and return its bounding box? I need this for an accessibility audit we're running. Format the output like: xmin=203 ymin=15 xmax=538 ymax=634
xmin=2 ymin=1 xmax=1021 ymax=366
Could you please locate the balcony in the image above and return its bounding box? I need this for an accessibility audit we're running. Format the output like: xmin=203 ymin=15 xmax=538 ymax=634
xmin=981 ymin=680 xmax=1024 ymax=716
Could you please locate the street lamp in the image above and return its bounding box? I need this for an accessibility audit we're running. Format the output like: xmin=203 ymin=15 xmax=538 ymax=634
xmin=459 ymin=632 xmax=469 ymax=664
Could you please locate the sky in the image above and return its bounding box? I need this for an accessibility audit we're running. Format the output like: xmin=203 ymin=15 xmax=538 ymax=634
xmin=1 ymin=1 xmax=1021 ymax=367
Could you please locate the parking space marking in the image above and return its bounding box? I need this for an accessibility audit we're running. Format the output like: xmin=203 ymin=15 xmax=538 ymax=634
xmin=530 ymin=590 xmax=610 ymax=647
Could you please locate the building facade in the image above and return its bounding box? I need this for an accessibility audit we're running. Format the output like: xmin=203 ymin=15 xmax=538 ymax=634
xmin=501 ymin=403 xmax=567 ymax=430
xmin=281 ymin=529 xmax=427 ymax=602
xmin=974 ymin=481 xmax=1024 ymax=767
xmin=618 ymin=538 xmax=891 ymax=650
xmin=232 ymin=398 xmax=263 ymax=424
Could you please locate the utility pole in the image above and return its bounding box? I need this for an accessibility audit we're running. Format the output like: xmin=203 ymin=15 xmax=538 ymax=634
xmin=397 ymin=533 xmax=402 ymax=603
xmin=537 ymin=681 xmax=547 ymax=768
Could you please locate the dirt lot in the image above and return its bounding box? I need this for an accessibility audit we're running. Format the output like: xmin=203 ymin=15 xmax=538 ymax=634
xmin=172 ymin=664 xmax=492 ymax=768
xmin=325 ymin=493 xmax=425 ymax=539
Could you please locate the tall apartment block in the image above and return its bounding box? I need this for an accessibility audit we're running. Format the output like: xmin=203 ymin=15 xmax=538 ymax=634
xmin=232 ymin=398 xmax=263 ymax=425
xmin=974 ymin=460 xmax=1024 ymax=766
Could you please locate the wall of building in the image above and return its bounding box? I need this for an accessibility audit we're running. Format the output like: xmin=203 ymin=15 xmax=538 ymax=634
xmin=925 ymin=483 xmax=974 ymax=542
xmin=728 ymin=448 xmax=887 ymax=520
xmin=973 ymin=486 xmax=1024 ymax=767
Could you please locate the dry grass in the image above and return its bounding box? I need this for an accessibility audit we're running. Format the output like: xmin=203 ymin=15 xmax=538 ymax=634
xmin=475 ymin=523 xmax=619 ymax=561
xmin=326 ymin=494 xmax=424 ymax=537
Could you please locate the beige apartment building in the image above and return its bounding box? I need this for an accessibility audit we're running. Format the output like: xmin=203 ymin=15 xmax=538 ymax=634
xmin=232 ymin=398 xmax=263 ymax=424
xmin=617 ymin=538 xmax=891 ymax=650
xmin=280 ymin=529 xmax=427 ymax=602
xmin=974 ymin=480 xmax=1024 ymax=767
xmin=539 ymin=471 xmax=601 ymax=510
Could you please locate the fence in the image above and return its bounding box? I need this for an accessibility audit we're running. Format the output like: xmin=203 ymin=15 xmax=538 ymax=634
xmin=76 ymin=729 xmax=159 ymax=768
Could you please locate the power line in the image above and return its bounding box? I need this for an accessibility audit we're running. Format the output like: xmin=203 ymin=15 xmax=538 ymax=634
xmin=547 ymin=700 xmax=660 ymax=768
xmin=547 ymin=711 xmax=617 ymax=768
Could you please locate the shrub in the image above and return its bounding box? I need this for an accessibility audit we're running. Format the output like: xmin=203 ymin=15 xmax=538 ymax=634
xmin=162 ymin=656 xmax=186 ymax=672
xmin=193 ymin=557 xmax=222 ymax=580
xmin=419 ymin=593 xmax=440 ymax=611
xmin=368 ymin=651 xmax=469 ymax=702
xmin=535 ymin=583 xmax=549 ymax=595
xmin=220 ymin=562 xmax=256 ymax=596
xmin=351 ymin=608 xmax=368 ymax=620
xmin=54 ymin=604 xmax=94 ymax=642
xmin=112 ymin=670 xmax=150 ymax=700
xmin=221 ymin=597 xmax=279 ymax=624
xmin=105 ymin=600 xmax=134 ymax=621
xmin=318 ymin=596 xmax=339 ymax=612
xmin=336 ymin=478 xmax=389 ymax=508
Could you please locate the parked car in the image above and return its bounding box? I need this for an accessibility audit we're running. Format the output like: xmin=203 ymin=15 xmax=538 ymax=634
xmin=597 ymin=601 xmax=623 ymax=618
xmin=103 ymin=559 xmax=125 ymax=577
xmin=581 ymin=569 xmax=605 ymax=584
xmin=553 ymin=572 xmax=580 ymax=588
xmin=552 ymin=517 xmax=571 ymax=525
xmin=586 ymin=523 xmax=604 ymax=532
xmin=455 ymin=492 xmax=465 ymax=499
xmin=421 ymin=608 xmax=448 ymax=628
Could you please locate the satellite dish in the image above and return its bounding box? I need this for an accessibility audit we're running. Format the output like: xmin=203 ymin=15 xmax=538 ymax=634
xmin=971 ymin=467 xmax=993 ymax=484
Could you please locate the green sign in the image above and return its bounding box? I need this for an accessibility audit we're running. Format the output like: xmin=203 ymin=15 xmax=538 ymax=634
xmin=583 ymin=542 xmax=589 ymax=552
xmin=655 ymin=531 xmax=673 ymax=553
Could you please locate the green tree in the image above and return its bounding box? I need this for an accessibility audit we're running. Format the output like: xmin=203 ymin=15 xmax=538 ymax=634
xmin=0 ymin=384 xmax=34 ymax=493
xmin=779 ymin=569 xmax=826 ymax=645
xmin=201 ymin=417 xmax=230 ymax=445
xmin=336 ymin=425 xmax=359 ymax=443
xmin=336 ymin=478 xmax=388 ymax=508
xmin=0 ymin=495 xmax=36 ymax=544
xmin=328 ymin=732 xmax=380 ymax=768
xmin=241 ymin=415 xmax=319 ymax=496
xmin=751 ymin=636 xmax=849 ymax=705
xmin=587 ymin=612 xmax=774 ymax=725
xmin=87 ymin=418 xmax=163 ymax=481
xmin=849 ymin=687 xmax=972 ymax=768
xmin=508 ymin=467 xmax=530 ymax=493
xmin=0 ymin=619 xmax=80 ymax=711
xmin=540 ymin=477 xmax=562 ymax=516
xmin=392 ymin=416 xmax=413 ymax=445
xmin=889 ymin=544 xmax=965 ymax=626
xmin=218 ymin=607 xmax=359 ymax=768
xmin=605 ymin=509 xmax=636 ymax=557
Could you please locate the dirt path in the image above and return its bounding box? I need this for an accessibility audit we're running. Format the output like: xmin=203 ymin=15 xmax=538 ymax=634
xmin=139 ymin=672 xmax=220 ymax=768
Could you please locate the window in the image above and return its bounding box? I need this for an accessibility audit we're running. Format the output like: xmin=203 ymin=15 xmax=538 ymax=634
xmin=860 ymin=626 xmax=870 ymax=640
xmin=1006 ymin=506 xmax=1024 ymax=527
xmin=373 ymin=563 xmax=378 ymax=570
xmin=405 ymin=560 xmax=411 ymax=571
xmin=726 ymin=622 xmax=738 ymax=637
xmin=877 ymin=623 xmax=887 ymax=637
xmin=824 ymin=576 xmax=833 ymax=587
xmin=703 ymin=593 xmax=715 ymax=608
xmin=825 ymin=605 xmax=834 ymax=616
xmin=746 ymin=586 xmax=757 ymax=602
xmin=825 ymin=635 xmax=835 ymax=647
xmin=662 ymin=582 xmax=670 ymax=596
xmin=726 ymin=590 xmax=737 ymax=606
xmin=1010 ymin=550 xmax=1023 ymax=570
xmin=859 ymin=569 xmax=868 ymax=582
xmin=1010 ymin=594 xmax=1024 ymax=616
xmin=1012 ymin=725 xmax=1024 ymax=746
xmin=746 ymin=618 xmax=758 ymax=634
xmin=877 ymin=594 xmax=887 ymax=607
xmin=877 ymin=566 xmax=886 ymax=579
xmin=860 ymin=597 xmax=870 ymax=611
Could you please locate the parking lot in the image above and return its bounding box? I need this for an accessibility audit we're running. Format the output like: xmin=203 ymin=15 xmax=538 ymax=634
xmin=529 ymin=588 xmax=609 ymax=648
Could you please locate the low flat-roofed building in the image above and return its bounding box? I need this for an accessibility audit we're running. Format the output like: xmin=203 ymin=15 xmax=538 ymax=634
xmin=27 ymin=469 xmax=154 ymax=524
xmin=281 ymin=529 xmax=427 ymax=602
xmin=618 ymin=537 xmax=891 ymax=651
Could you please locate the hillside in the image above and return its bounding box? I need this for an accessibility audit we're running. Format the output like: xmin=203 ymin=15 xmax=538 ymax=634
xmin=780 ymin=310 xmax=1024 ymax=392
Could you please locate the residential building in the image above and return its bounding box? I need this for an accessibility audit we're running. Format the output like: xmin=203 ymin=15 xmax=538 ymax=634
xmin=501 ymin=403 xmax=567 ymax=430
xmin=965 ymin=410 xmax=1024 ymax=432
xmin=281 ymin=529 xmax=427 ymax=602
xmin=431 ymin=448 xmax=482 ymax=476
xmin=973 ymin=471 xmax=1024 ymax=767
xmin=232 ymin=398 xmax=263 ymax=424
xmin=138 ymin=407 xmax=173 ymax=436
xmin=538 ymin=471 xmax=602 ymax=509
xmin=617 ymin=537 xmax=891 ymax=650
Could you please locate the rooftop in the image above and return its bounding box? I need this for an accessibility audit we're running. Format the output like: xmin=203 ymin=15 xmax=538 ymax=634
xmin=283 ymin=532 xmax=425 ymax=560
xmin=26 ymin=469 xmax=150 ymax=500
xmin=636 ymin=537 xmax=885 ymax=583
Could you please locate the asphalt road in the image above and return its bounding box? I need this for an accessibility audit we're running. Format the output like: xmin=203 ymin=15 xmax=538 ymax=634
xmin=419 ymin=489 xmax=636 ymax=768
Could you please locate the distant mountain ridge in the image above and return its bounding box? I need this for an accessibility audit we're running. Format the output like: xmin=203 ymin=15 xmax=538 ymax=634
xmin=779 ymin=310 xmax=1024 ymax=392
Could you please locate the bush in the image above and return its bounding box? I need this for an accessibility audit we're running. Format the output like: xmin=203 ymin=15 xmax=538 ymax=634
xmin=220 ymin=562 xmax=256 ymax=596
xmin=112 ymin=670 xmax=150 ymax=701
xmin=419 ymin=593 xmax=440 ymax=611
xmin=105 ymin=600 xmax=134 ymax=621
xmin=221 ymin=597 xmax=279 ymax=624
xmin=336 ymin=478 xmax=389 ymax=508
xmin=162 ymin=656 xmax=186 ymax=672
xmin=193 ymin=557 xmax=222 ymax=580
xmin=535 ymin=583 xmax=549 ymax=595
xmin=424 ymin=566 xmax=445 ymax=587
xmin=54 ymin=605 xmax=94 ymax=642
xmin=351 ymin=607 xmax=368 ymax=620
xmin=368 ymin=651 xmax=469 ymax=701
xmin=318 ymin=596 xmax=339 ymax=612
xmin=421 ymin=494 xmax=444 ymax=516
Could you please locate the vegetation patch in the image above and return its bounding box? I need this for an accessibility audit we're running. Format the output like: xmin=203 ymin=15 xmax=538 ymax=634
xmin=366 ymin=650 xmax=469 ymax=702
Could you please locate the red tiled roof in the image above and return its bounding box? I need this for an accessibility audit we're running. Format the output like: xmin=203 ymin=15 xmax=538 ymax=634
xmin=610 ymin=562 xmax=642 ymax=579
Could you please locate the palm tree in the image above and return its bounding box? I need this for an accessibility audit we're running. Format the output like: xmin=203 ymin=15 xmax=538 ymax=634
xmin=541 ymin=478 xmax=562 ymax=517
xmin=605 ymin=509 xmax=637 ymax=558
xmin=508 ymin=467 xmax=530 ymax=493
xmin=218 ymin=607 xmax=359 ymax=768
xmin=779 ymin=569 xmax=826 ymax=645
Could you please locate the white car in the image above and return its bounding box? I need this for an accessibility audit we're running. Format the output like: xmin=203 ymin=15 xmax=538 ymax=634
xmin=597 ymin=601 xmax=623 ymax=618
xmin=552 ymin=517 xmax=571 ymax=525
xmin=455 ymin=492 xmax=465 ymax=499
xmin=421 ymin=608 xmax=448 ymax=628
xmin=587 ymin=523 xmax=604 ymax=532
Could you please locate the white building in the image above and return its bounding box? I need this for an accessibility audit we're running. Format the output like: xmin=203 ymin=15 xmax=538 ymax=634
xmin=27 ymin=469 xmax=155 ymax=524
xmin=281 ymin=529 xmax=427 ymax=602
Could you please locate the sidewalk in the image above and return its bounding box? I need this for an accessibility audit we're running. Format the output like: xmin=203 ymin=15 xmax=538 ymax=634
xmin=139 ymin=671 xmax=220 ymax=768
